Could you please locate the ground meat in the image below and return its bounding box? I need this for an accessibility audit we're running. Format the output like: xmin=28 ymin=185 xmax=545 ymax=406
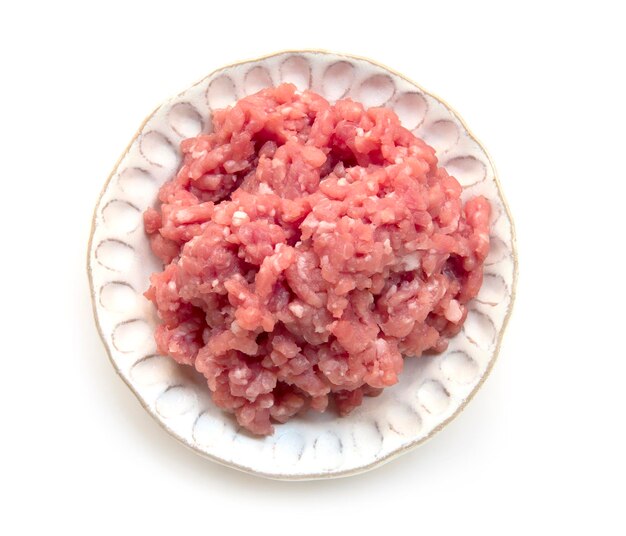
xmin=144 ymin=83 xmax=490 ymax=435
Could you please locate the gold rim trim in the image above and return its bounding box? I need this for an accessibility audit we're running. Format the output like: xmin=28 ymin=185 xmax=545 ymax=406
xmin=87 ymin=49 xmax=519 ymax=481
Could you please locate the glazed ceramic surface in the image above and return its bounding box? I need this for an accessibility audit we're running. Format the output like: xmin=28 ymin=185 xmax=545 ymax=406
xmin=88 ymin=51 xmax=517 ymax=479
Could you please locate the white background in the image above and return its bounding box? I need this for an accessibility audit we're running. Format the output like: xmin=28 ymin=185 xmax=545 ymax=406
xmin=1 ymin=1 xmax=624 ymax=534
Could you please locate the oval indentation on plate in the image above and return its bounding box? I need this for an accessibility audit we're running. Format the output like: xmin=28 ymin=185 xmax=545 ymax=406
xmin=193 ymin=412 xmax=226 ymax=447
xmin=322 ymin=61 xmax=355 ymax=101
xmin=244 ymin=66 xmax=273 ymax=95
xmin=444 ymin=155 xmax=487 ymax=187
xmin=356 ymin=74 xmax=395 ymax=108
xmin=352 ymin=420 xmax=383 ymax=457
xmin=463 ymin=309 xmax=497 ymax=350
xmin=485 ymin=235 xmax=510 ymax=266
xmin=273 ymin=431 xmax=305 ymax=465
xmin=101 ymin=199 xmax=140 ymax=234
xmin=117 ymin=167 xmax=156 ymax=205
xmin=156 ymin=385 xmax=197 ymax=418
xmin=112 ymin=319 xmax=152 ymax=353
xmin=421 ymin=120 xmax=459 ymax=153
xmin=475 ymin=273 xmax=508 ymax=306
xmin=207 ymin=75 xmax=237 ymax=109
xmin=168 ymin=102 xmax=203 ymax=138
xmin=441 ymin=350 xmax=479 ymax=384
xmin=489 ymin=199 xmax=503 ymax=226
xmin=386 ymin=404 xmax=423 ymax=436
xmin=99 ymin=281 xmax=136 ymax=313
xmin=393 ymin=92 xmax=427 ymax=130
xmin=417 ymin=380 xmax=450 ymax=415
xmin=314 ymin=431 xmax=343 ymax=469
xmin=279 ymin=55 xmax=311 ymax=90
xmin=130 ymin=354 xmax=179 ymax=386
xmin=139 ymin=131 xmax=178 ymax=169
xmin=95 ymin=239 xmax=134 ymax=272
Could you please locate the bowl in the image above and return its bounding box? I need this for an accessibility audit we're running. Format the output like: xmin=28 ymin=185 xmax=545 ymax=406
xmin=87 ymin=50 xmax=517 ymax=480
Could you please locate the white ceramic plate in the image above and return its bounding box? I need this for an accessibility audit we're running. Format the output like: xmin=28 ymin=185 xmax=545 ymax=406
xmin=87 ymin=50 xmax=517 ymax=480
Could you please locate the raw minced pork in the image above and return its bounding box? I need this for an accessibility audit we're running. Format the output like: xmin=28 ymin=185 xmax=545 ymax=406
xmin=143 ymin=83 xmax=490 ymax=435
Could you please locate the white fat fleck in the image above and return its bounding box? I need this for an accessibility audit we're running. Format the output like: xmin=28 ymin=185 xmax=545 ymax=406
xmin=317 ymin=221 xmax=336 ymax=233
xmin=232 ymin=210 xmax=249 ymax=226
xmin=269 ymin=209 xmax=276 ymax=217
xmin=238 ymin=292 xmax=246 ymax=300
xmin=259 ymin=397 xmax=274 ymax=409
xmin=288 ymin=303 xmax=304 ymax=318
xmin=231 ymin=367 xmax=247 ymax=379
xmin=337 ymin=178 xmax=348 ymax=186
xmin=167 ymin=281 xmax=176 ymax=291
xmin=176 ymin=209 xmax=192 ymax=222
xmin=356 ymin=127 xmax=364 ymax=136
xmin=191 ymin=150 xmax=207 ymax=159
xmin=258 ymin=182 xmax=274 ymax=194
xmin=272 ymin=257 xmax=283 ymax=271
xmin=380 ymin=209 xmax=395 ymax=223
xmin=375 ymin=339 xmax=388 ymax=354
xmin=402 ymin=253 xmax=421 ymax=270
xmin=296 ymin=255 xmax=307 ymax=277
xmin=222 ymin=227 xmax=231 ymax=236
xmin=383 ymin=238 xmax=392 ymax=253
xmin=394 ymin=157 xmax=403 ymax=164
xmin=303 ymin=215 xmax=319 ymax=229
xmin=314 ymin=325 xmax=326 ymax=333
xmin=211 ymin=279 xmax=219 ymax=287
xmin=271 ymin=246 xmax=285 ymax=270
xmin=281 ymin=106 xmax=293 ymax=115
xmin=231 ymin=320 xmax=242 ymax=335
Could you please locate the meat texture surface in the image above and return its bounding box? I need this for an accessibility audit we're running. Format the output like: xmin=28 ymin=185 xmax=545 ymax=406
xmin=144 ymin=83 xmax=490 ymax=434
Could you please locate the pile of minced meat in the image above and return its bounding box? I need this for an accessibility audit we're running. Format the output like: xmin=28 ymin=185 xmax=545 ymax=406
xmin=144 ymin=83 xmax=490 ymax=435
